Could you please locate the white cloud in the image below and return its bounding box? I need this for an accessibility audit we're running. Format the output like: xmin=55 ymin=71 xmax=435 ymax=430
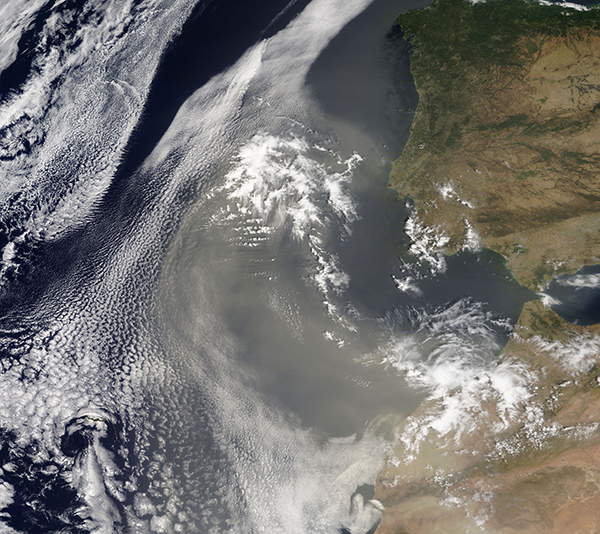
xmin=558 ymin=273 xmax=600 ymax=289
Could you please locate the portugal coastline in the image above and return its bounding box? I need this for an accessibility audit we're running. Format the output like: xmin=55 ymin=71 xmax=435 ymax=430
xmin=376 ymin=1 xmax=600 ymax=532
xmin=1 ymin=0 xmax=600 ymax=532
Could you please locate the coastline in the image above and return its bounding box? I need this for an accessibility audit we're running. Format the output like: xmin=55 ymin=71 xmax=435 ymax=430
xmin=388 ymin=0 xmax=600 ymax=290
xmin=375 ymin=1 xmax=600 ymax=531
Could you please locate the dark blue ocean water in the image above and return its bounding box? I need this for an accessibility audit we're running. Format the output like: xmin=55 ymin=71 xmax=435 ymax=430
xmin=0 ymin=0 xmax=564 ymax=532
xmin=546 ymin=264 xmax=600 ymax=326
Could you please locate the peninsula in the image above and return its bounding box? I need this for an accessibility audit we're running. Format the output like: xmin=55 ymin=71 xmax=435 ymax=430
xmin=376 ymin=1 xmax=600 ymax=532
xmin=389 ymin=0 xmax=600 ymax=290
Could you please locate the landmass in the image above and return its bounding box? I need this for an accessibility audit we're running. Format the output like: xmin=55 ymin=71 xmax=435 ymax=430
xmin=375 ymin=1 xmax=600 ymax=532
xmin=389 ymin=0 xmax=600 ymax=290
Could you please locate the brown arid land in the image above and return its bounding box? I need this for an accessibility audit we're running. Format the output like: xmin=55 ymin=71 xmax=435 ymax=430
xmin=389 ymin=5 xmax=600 ymax=291
xmin=375 ymin=301 xmax=600 ymax=533
xmin=376 ymin=1 xmax=600 ymax=532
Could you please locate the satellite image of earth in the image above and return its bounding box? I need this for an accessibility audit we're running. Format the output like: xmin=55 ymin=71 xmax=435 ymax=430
xmin=377 ymin=1 xmax=600 ymax=532
xmin=0 ymin=0 xmax=598 ymax=532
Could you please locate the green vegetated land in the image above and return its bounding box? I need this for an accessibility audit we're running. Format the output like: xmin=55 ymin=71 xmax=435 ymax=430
xmin=395 ymin=0 xmax=600 ymax=150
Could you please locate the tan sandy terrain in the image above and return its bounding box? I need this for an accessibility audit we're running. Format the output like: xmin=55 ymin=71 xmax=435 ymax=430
xmin=376 ymin=302 xmax=600 ymax=533
xmin=377 ymin=5 xmax=600 ymax=533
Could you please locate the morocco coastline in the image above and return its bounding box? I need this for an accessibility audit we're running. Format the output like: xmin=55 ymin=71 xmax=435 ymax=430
xmin=375 ymin=1 xmax=600 ymax=532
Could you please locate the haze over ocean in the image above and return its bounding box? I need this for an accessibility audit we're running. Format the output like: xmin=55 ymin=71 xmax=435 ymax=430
xmin=0 ymin=0 xmax=537 ymax=532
